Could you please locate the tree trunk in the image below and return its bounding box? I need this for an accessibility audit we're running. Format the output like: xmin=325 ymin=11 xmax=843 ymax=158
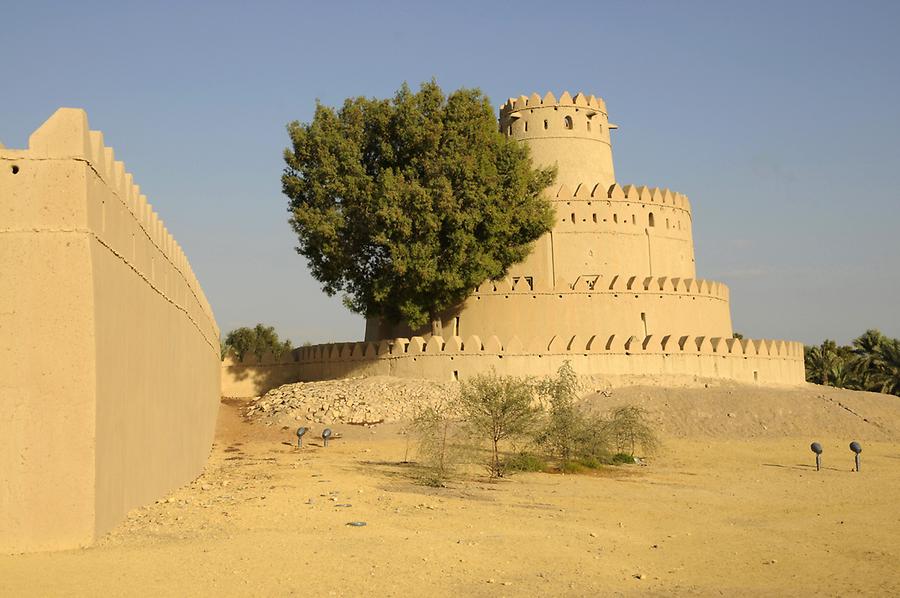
xmin=492 ymin=437 xmax=500 ymax=478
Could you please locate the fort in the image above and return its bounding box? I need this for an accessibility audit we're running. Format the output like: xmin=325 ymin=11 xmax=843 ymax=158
xmin=223 ymin=91 xmax=805 ymax=395
xmin=0 ymin=109 xmax=220 ymax=553
xmin=1 ymin=92 xmax=805 ymax=553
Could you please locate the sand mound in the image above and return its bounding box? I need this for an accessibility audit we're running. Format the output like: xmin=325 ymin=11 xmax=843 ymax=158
xmin=247 ymin=376 xmax=900 ymax=443
xmin=583 ymin=383 xmax=900 ymax=441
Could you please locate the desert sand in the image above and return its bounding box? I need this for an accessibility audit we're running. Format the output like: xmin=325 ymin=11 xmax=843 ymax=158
xmin=2 ymin=382 xmax=899 ymax=596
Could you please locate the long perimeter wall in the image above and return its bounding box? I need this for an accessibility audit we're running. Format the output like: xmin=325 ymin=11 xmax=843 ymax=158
xmin=0 ymin=109 xmax=220 ymax=553
xmin=222 ymin=334 xmax=805 ymax=397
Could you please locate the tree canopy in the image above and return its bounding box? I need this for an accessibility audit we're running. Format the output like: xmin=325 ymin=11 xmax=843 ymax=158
xmin=223 ymin=324 xmax=292 ymax=361
xmin=282 ymin=80 xmax=556 ymax=331
xmin=805 ymin=329 xmax=900 ymax=396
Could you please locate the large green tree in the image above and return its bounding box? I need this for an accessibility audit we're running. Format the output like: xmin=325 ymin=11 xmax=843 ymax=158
xmin=282 ymin=81 xmax=556 ymax=334
xmin=224 ymin=324 xmax=292 ymax=361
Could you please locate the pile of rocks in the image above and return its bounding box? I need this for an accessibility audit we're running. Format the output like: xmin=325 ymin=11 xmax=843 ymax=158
xmin=245 ymin=376 xmax=456 ymax=426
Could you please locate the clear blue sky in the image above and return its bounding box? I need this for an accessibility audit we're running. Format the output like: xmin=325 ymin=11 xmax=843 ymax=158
xmin=3 ymin=1 xmax=898 ymax=346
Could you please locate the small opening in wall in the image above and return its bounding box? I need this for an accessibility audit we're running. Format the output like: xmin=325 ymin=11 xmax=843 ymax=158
xmin=453 ymin=316 xmax=460 ymax=337
xmin=592 ymin=213 xmax=597 ymax=223
xmin=543 ymin=120 xmax=548 ymax=129
xmin=753 ymin=370 xmax=759 ymax=382
xmin=641 ymin=312 xmax=648 ymax=337
xmin=649 ymin=212 xmax=656 ymax=227
xmin=666 ymin=218 xmax=670 ymax=229
xmin=524 ymin=121 xmax=528 ymax=132
xmin=525 ymin=276 xmax=533 ymax=290
xmin=570 ymin=213 xmax=575 ymax=223
xmin=11 ymin=165 xmax=20 ymax=174
xmin=613 ymin=213 xmax=618 ymax=224
xmin=631 ymin=214 xmax=636 ymax=224
xmin=564 ymin=115 xmax=573 ymax=129
xmin=453 ymin=370 xmax=459 ymax=381
xmin=586 ymin=120 xmax=591 ymax=131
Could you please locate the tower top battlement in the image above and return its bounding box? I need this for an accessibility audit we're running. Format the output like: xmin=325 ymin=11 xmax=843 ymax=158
xmin=500 ymin=91 xmax=607 ymax=116
xmin=499 ymin=91 xmax=616 ymax=187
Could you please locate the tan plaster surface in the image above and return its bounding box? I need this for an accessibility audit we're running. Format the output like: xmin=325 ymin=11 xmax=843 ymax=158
xmin=1 ymin=108 xmax=220 ymax=552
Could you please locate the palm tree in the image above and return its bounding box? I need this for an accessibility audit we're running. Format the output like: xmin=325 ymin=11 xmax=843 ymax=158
xmin=805 ymin=339 xmax=842 ymax=386
xmin=869 ymin=337 xmax=900 ymax=396
xmin=850 ymin=329 xmax=886 ymax=390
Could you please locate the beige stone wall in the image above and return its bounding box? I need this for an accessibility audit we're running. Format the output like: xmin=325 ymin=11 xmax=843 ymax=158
xmin=221 ymin=354 xmax=308 ymax=398
xmin=368 ymin=275 xmax=731 ymax=343
xmin=0 ymin=109 xmax=220 ymax=553
xmin=221 ymin=335 xmax=806 ymax=395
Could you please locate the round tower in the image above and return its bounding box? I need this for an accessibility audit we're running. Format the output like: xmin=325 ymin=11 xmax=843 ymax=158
xmin=500 ymin=91 xmax=616 ymax=189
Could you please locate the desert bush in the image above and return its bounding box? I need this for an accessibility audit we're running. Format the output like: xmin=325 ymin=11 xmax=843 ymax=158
xmin=536 ymin=362 xmax=611 ymax=467
xmin=504 ymin=451 xmax=548 ymax=473
xmin=458 ymin=372 xmax=542 ymax=478
xmin=603 ymin=406 xmax=660 ymax=457
xmin=409 ymin=401 xmax=467 ymax=486
xmin=611 ymin=452 xmax=635 ymax=464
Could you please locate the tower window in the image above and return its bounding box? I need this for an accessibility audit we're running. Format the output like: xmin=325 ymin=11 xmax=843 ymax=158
xmin=649 ymin=212 xmax=655 ymax=227
xmin=543 ymin=120 xmax=548 ymax=130
xmin=564 ymin=115 xmax=573 ymax=129
xmin=570 ymin=212 xmax=576 ymax=223
xmin=524 ymin=121 xmax=528 ymax=132
xmin=631 ymin=214 xmax=636 ymax=224
xmin=613 ymin=213 xmax=618 ymax=224
xmin=586 ymin=120 xmax=591 ymax=131
xmin=592 ymin=213 xmax=597 ymax=223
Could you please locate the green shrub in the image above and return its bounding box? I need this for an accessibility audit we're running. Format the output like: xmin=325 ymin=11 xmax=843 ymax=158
xmin=611 ymin=452 xmax=635 ymax=465
xmin=536 ymin=362 xmax=612 ymax=465
xmin=458 ymin=372 xmax=542 ymax=478
xmin=504 ymin=451 xmax=548 ymax=473
xmin=559 ymin=461 xmax=586 ymax=474
xmin=603 ymin=406 xmax=660 ymax=457
xmin=410 ymin=401 xmax=467 ymax=486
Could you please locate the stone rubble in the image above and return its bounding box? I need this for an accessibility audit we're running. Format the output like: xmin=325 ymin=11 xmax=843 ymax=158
xmin=244 ymin=376 xmax=457 ymax=425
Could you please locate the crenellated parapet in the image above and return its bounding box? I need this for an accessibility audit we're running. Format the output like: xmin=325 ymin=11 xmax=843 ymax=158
xmin=552 ymin=182 xmax=692 ymax=211
xmin=2 ymin=108 xmax=219 ymax=350
xmin=281 ymin=333 xmax=804 ymax=361
xmin=475 ymin=273 xmax=728 ymax=299
xmin=500 ymin=91 xmax=608 ymax=116
xmin=221 ymin=333 xmax=806 ymax=395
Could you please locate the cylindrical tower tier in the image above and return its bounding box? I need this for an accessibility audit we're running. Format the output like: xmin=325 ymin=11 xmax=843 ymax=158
xmin=500 ymin=92 xmax=615 ymax=189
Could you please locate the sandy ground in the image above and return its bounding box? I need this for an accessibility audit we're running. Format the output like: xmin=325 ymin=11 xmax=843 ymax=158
xmin=2 ymin=383 xmax=900 ymax=596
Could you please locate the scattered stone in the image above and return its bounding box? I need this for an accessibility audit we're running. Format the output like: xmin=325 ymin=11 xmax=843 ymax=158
xmin=244 ymin=376 xmax=455 ymax=426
